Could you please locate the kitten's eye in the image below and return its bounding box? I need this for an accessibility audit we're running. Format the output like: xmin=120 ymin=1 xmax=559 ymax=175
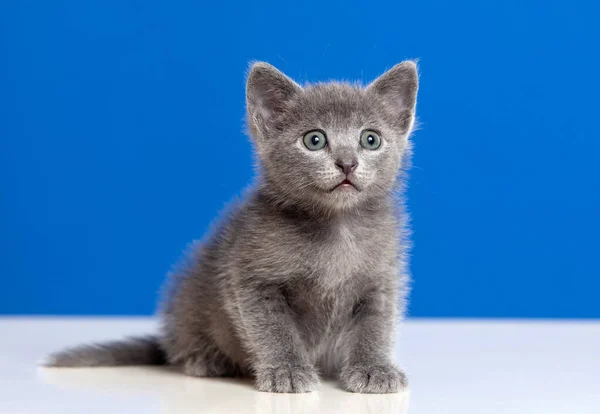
xmin=360 ymin=130 xmax=382 ymax=150
xmin=303 ymin=130 xmax=327 ymax=151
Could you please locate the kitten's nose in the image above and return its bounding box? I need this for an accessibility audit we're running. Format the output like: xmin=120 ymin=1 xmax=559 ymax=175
xmin=335 ymin=160 xmax=358 ymax=175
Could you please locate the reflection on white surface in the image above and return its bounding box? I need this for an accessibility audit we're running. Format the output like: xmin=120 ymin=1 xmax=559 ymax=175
xmin=1 ymin=318 xmax=599 ymax=413
xmin=39 ymin=366 xmax=409 ymax=414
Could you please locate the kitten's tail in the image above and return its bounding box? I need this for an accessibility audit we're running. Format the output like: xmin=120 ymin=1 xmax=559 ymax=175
xmin=42 ymin=335 xmax=166 ymax=367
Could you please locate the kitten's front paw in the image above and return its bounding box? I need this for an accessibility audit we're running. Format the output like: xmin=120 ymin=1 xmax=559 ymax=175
xmin=340 ymin=364 xmax=407 ymax=394
xmin=255 ymin=365 xmax=319 ymax=393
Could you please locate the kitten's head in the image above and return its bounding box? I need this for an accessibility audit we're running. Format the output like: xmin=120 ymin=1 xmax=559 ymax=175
xmin=246 ymin=61 xmax=418 ymax=213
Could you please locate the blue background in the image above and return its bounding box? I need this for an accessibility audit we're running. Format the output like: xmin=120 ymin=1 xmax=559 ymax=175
xmin=1 ymin=1 xmax=599 ymax=317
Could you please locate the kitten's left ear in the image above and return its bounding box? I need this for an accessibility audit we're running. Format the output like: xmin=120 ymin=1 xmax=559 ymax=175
xmin=246 ymin=62 xmax=302 ymax=138
xmin=367 ymin=61 xmax=419 ymax=131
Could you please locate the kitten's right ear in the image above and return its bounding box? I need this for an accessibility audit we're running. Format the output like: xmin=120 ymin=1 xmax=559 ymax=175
xmin=246 ymin=62 xmax=301 ymax=137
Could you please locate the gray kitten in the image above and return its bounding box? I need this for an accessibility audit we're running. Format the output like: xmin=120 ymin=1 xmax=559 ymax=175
xmin=45 ymin=61 xmax=419 ymax=394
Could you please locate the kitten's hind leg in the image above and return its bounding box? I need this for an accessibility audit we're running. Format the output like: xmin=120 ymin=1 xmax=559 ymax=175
xmin=166 ymin=332 xmax=241 ymax=378
xmin=181 ymin=345 xmax=240 ymax=378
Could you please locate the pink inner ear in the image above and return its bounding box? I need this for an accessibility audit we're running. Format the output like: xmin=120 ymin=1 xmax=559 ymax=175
xmin=247 ymin=63 xmax=302 ymax=126
xmin=366 ymin=62 xmax=419 ymax=117
xmin=254 ymin=94 xmax=275 ymax=122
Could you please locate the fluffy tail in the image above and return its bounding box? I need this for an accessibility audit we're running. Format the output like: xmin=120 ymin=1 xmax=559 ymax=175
xmin=43 ymin=335 xmax=166 ymax=367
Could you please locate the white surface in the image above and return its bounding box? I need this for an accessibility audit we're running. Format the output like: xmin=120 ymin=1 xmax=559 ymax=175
xmin=0 ymin=318 xmax=598 ymax=413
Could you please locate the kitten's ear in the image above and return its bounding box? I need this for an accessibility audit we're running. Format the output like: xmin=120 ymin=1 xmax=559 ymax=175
xmin=367 ymin=61 xmax=419 ymax=131
xmin=246 ymin=62 xmax=302 ymax=137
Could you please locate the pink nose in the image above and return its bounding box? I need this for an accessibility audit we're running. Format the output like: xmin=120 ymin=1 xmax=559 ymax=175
xmin=335 ymin=161 xmax=358 ymax=175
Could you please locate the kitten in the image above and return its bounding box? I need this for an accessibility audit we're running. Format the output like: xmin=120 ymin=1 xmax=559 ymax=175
xmin=44 ymin=61 xmax=419 ymax=394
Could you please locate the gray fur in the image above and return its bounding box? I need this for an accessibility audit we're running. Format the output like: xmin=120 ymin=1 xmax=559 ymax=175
xmin=44 ymin=61 xmax=419 ymax=394
xmin=44 ymin=335 xmax=164 ymax=366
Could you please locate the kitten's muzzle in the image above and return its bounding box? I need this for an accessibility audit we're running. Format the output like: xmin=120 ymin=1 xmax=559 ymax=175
xmin=330 ymin=178 xmax=359 ymax=192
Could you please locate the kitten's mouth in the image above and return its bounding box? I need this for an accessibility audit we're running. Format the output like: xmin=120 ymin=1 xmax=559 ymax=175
xmin=331 ymin=179 xmax=359 ymax=192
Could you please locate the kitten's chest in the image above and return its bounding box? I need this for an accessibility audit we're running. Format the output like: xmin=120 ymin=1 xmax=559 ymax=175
xmin=265 ymin=211 xmax=398 ymax=289
xmin=316 ymin=223 xmax=366 ymax=279
xmin=283 ymin=222 xmax=381 ymax=314
xmin=306 ymin=220 xmax=393 ymax=284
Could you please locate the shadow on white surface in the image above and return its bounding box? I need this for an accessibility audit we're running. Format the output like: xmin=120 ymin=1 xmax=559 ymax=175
xmin=39 ymin=366 xmax=409 ymax=414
